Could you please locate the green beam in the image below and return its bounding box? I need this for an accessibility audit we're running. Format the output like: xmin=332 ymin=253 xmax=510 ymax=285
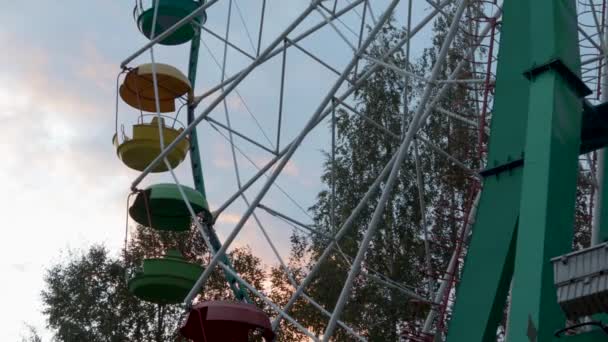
xmin=507 ymin=0 xmax=584 ymax=340
xmin=186 ymin=9 xmax=251 ymax=302
xmin=446 ymin=0 xmax=530 ymax=339
xmin=187 ymin=26 xmax=207 ymax=197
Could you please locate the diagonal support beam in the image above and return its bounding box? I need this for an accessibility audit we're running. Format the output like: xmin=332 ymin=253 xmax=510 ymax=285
xmin=447 ymin=0 xmax=530 ymax=339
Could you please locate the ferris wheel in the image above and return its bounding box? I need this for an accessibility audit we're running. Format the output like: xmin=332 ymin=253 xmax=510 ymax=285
xmin=111 ymin=0 xmax=608 ymax=341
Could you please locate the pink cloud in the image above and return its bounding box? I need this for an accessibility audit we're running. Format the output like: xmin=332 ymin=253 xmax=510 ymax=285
xmin=211 ymin=142 xmax=234 ymax=169
xmin=0 ymin=33 xmax=110 ymax=126
xmin=215 ymin=212 xmax=242 ymax=225
xmin=196 ymin=87 xmax=248 ymax=113
xmin=257 ymin=157 xmax=299 ymax=177
xmin=77 ymin=41 xmax=117 ymax=92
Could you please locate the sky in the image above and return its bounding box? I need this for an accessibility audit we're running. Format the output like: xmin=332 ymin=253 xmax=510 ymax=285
xmin=0 ymin=1 xmax=437 ymax=340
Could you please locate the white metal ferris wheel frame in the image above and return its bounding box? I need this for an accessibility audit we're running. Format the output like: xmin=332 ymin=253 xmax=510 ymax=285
xmin=117 ymin=0 xmax=608 ymax=340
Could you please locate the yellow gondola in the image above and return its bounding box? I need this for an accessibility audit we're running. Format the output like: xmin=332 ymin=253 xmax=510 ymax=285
xmin=113 ymin=116 xmax=189 ymax=172
xmin=119 ymin=63 xmax=191 ymax=113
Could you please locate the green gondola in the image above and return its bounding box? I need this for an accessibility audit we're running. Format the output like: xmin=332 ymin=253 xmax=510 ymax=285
xmin=128 ymin=249 xmax=203 ymax=304
xmin=136 ymin=0 xmax=207 ymax=46
xmin=129 ymin=183 xmax=209 ymax=232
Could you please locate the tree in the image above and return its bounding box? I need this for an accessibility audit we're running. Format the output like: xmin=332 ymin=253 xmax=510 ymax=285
xmin=41 ymin=224 xmax=266 ymax=341
xmin=574 ymin=167 xmax=594 ymax=250
xmin=43 ymin=245 xmax=159 ymax=341
xmin=20 ymin=324 xmax=43 ymax=342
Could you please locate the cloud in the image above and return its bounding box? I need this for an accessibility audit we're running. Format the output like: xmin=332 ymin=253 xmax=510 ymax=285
xmin=282 ymin=160 xmax=300 ymax=177
xmin=0 ymin=29 xmax=131 ymax=272
xmin=259 ymin=157 xmax=300 ymax=177
xmin=77 ymin=40 xmax=118 ymax=92
xmin=197 ymin=88 xmax=248 ymax=113
xmin=215 ymin=212 xmax=242 ymax=225
xmin=211 ymin=142 xmax=235 ymax=169
xmin=214 ymin=214 xmax=290 ymax=266
xmin=11 ymin=263 xmax=31 ymax=273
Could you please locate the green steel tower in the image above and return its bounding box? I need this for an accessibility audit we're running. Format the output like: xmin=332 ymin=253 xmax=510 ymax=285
xmin=448 ymin=0 xmax=608 ymax=341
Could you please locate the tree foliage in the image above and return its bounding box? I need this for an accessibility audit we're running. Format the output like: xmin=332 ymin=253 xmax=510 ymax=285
xmin=41 ymin=224 xmax=266 ymax=342
xmin=20 ymin=325 xmax=43 ymax=342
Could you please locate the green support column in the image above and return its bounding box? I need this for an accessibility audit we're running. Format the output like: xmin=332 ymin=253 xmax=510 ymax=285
xmin=186 ymin=14 xmax=251 ymax=302
xmin=187 ymin=23 xmax=207 ymax=198
xmin=446 ymin=1 xmax=530 ymax=340
xmin=507 ymin=0 xmax=585 ymax=340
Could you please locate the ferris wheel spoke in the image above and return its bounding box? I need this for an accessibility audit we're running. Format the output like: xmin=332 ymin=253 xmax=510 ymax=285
xmin=363 ymin=0 xmax=378 ymax=26
xmin=206 ymin=119 xmax=277 ymax=155
xmin=315 ymin=6 xmax=358 ymax=52
xmin=334 ymin=97 xmax=401 ymax=138
xmin=213 ymin=0 xmax=276 ymax=155
xmin=207 ymin=115 xmax=316 ymax=224
xmin=414 ymin=138 xmax=435 ymax=295
xmin=272 ymin=151 xmax=399 ymax=331
xmin=415 ymin=6 xmax=503 ymax=133
xmin=352 ymin=0 xmax=368 ymax=77
xmin=258 ymin=199 xmax=432 ymax=304
xmin=192 ymin=0 xmax=366 ymax=107
xmin=228 ymin=172 xmax=366 ymax=339
xmin=362 ymin=54 xmax=429 ymax=83
xmin=256 ymin=0 xmax=267 ymax=57
xmin=433 ymin=106 xmax=484 ymax=132
xmin=350 ymin=0 xmax=452 ymax=87
xmin=216 ymin=262 xmax=321 ymax=341
xmin=200 ymin=41 xmax=276 ymax=150
xmin=200 ymin=26 xmax=256 ymax=60
xmin=329 ymin=238 xmax=428 ymax=298
xmin=416 ymin=135 xmax=479 ymax=177
xmin=424 ymin=0 xmax=451 ymax=19
xmin=334 ymin=97 xmax=478 ymax=179
xmin=233 ymin=0 xmax=258 ymax=55
xmin=401 ymin=0 xmax=413 ymax=136
xmin=287 ymin=38 xmax=356 ymax=84
xmin=246 ymin=197 xmax=368 ymax=340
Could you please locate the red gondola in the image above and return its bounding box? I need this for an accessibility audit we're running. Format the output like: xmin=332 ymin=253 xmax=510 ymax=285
xmin=180 ymin=301 xmax=275 ymax=342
